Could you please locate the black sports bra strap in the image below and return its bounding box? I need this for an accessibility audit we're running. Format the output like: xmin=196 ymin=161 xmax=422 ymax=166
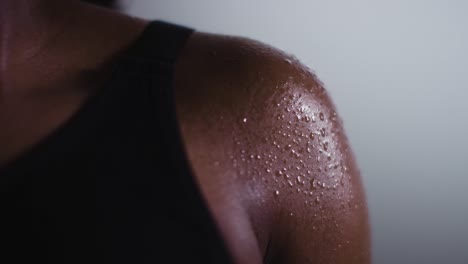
xmin=125 ymin=21 xmax=194 ymax=64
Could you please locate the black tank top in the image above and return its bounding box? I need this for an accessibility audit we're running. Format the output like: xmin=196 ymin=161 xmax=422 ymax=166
xmin=0 ymin=21 xmax=232 ymax=263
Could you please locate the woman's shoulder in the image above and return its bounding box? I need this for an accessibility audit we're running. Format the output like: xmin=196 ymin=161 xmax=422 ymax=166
xmin=174 ymin=31 xmax=370 ymax=263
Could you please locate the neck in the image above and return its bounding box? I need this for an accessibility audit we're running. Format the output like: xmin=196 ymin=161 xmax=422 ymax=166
xmin=0 ymin=0 xmax=79 ymax=97
xmin=1 ymin=0 xmax=77 ymax=66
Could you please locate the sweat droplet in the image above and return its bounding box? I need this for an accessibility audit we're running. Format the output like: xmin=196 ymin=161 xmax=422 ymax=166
xmin=274 ymin=190 xmax=280 ymax=196
xmin=320 ymin=128 xmax=326 ymax=137
xmin=309 ymin=132 xmax=315 ymax=141
xmin=310 ymin=179 xmax=318 ymax=190
xmin=319 ymin=112 xmax=324 ymax=121
xmin=243 ymin=118 xmax=247 ymax=123
xmin=323 ymin=141 xmax=329 ymax=151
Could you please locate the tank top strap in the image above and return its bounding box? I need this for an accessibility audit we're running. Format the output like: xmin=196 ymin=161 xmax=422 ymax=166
xmin=124 ymin=20 xmax=194 ymax=65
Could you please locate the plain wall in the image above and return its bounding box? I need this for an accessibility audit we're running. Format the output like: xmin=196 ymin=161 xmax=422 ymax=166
xmin=123 ymin=1 xmax=468 ymax=263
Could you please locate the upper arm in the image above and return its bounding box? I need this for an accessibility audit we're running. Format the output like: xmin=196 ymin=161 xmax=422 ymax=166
xmin=261 ymin=71 xmax=370 ymax=263
xmin=241 ymin=54 xmax=370 ymax=263
xmin=174 ymin=32 xmax=370 ymax=264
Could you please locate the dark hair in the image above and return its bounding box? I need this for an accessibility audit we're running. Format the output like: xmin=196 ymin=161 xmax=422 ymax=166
xmin=81 ymin=0 xmax=118 ymax=9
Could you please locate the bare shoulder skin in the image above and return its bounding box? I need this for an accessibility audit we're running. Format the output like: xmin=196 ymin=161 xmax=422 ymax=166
xmin=175 ymin=32 xmax=370 ymax=264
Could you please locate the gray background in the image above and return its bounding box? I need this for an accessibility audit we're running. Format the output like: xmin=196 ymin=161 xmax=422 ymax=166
xmin=123 ymin=1 xmax=468 ymax=263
